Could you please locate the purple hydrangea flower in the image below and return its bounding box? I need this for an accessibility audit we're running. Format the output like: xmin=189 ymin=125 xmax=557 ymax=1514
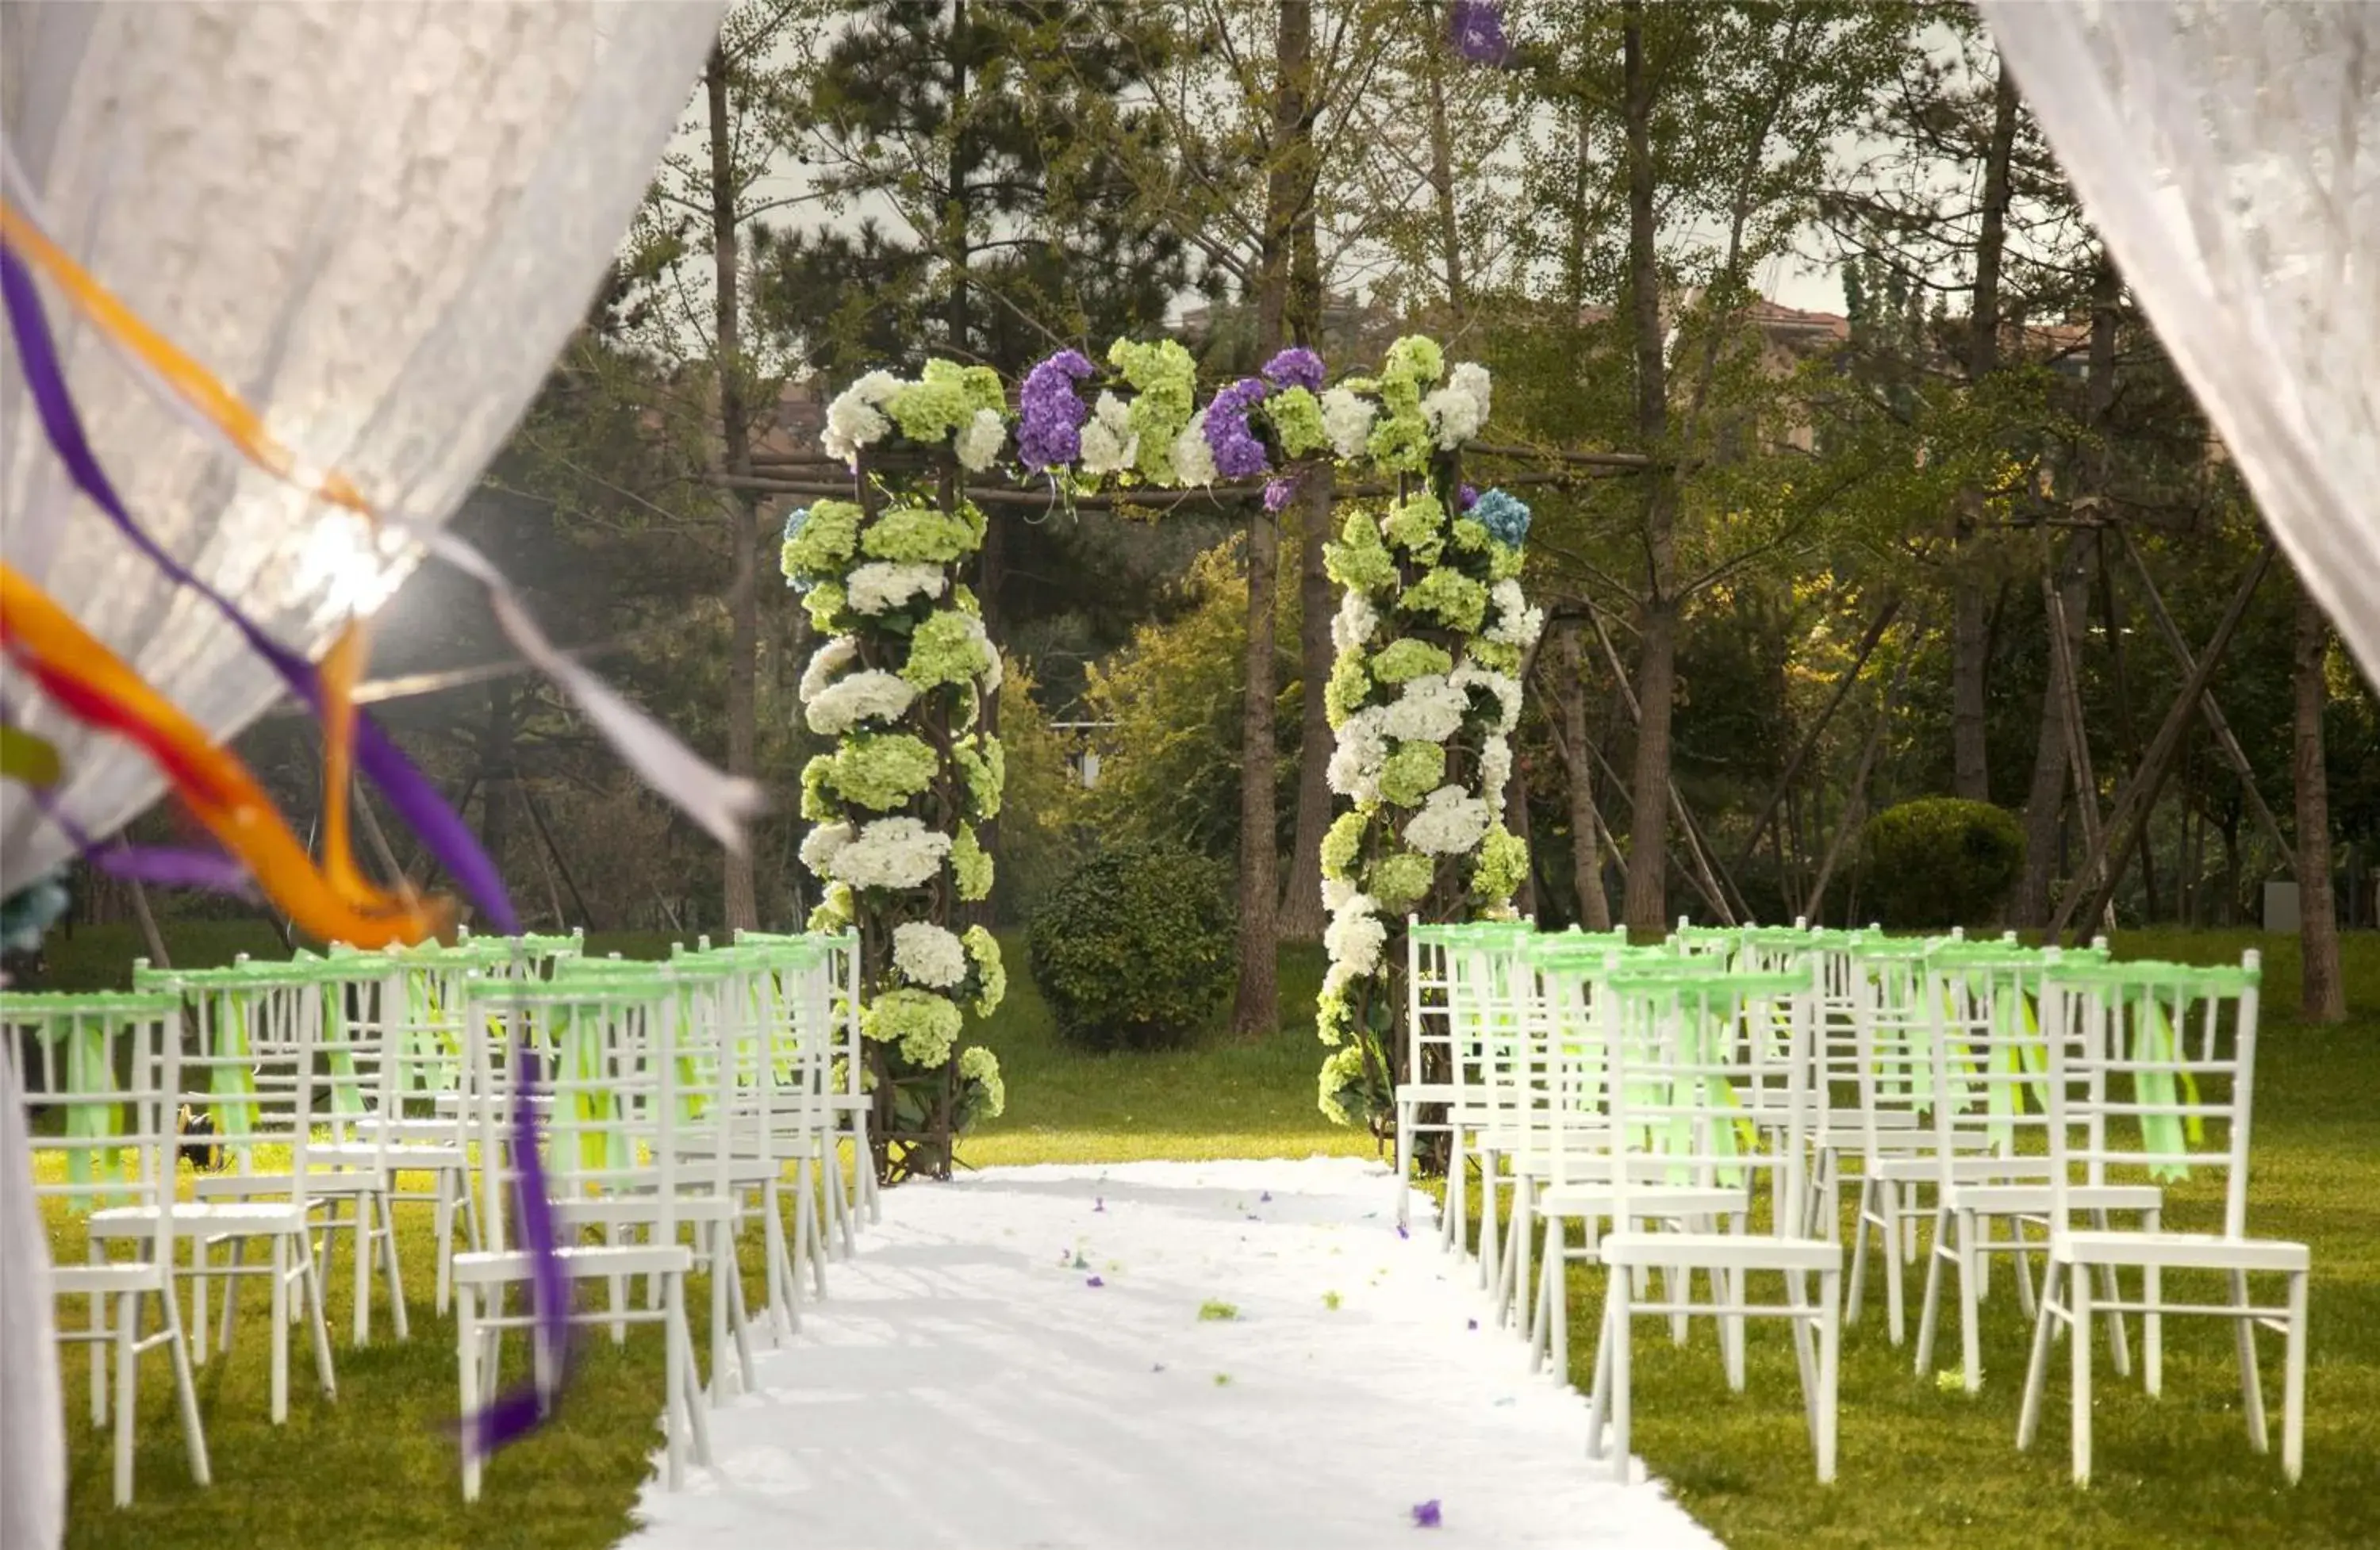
xmin=1086 ymin=1276 xmax=1106 ymax=1288
xmin=1263 ymin=477 xmax=1298 ymax=513
xmin=1019 ymin=348 xmax=1095 ymax=469
xmin=1261 ymin=346 xmax=1325 ymax=393
xmin=1449 ymin=1 xmax=1510 ymax=65
xmin=1203 ymin=377 xmax=1273 ymax=480
xmin=1413 ymin=1500 xmax=1444 ymax=1529
xmin=1458 ymin=484 xmax=1480 ymax=512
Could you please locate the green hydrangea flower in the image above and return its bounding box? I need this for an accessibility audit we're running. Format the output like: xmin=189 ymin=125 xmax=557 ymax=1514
xmin=782 ymin=499 xmax=862 ymax=579
xmin=1473 ymin=822 xmax=1530 ymax=905
xmin=862 ymin=505 xmax=978 ymax=565
xmin=1380 ymin=492 xmax=1445 ymax=563
xmin=1377 ymin=742 xmax=1445 ymax=807
xmin=951 ymin=823 xmax=995 ymax=901
xmin=1450 ymin=517 xmax=1490 ymax=554
xmin=953 ymin=735 xmax=1005 ymax=820
xmin=1370 ymin=850 xmax=1437 ymax=912
xmin=1324 ymin=512 xmax=1400 ymax=593
xmin=1318 ymin=1041 xmax=1384 ymax=1127
xmin=1383 ymin=335 xmax=1446 ymax=387
xmin=1324 ymin=653 xmax=1372 ymax=727
xmin=883 ymin=360 xmax=1005 ymax=444
xmin=1369 ymin=637 xmax=1453 ymax=685
xmin=807 ymin=882 xmax=854 ymax=932
xmin=804 ymin=580 xmax=850 ymax=634
xmin=958 ymin=1044 xmax=1006 ymax=1119
xmin=863 ymin=987 xmax=963 ymax=1069
xmin=1465 ymin=639 xmax=1522 ymax=674
xmin=1316 ymin=984 xmax=1354 ymax=1047
xmin=1367 ymin=406 xmax=1433 ymax=475
xmin=1109 ymin=337 xmax=1197 ymax=483
xmin=963 ymin=926 xmax=1007 ymax=1017
xmin=1488 ymin=541 xmax=1526 ymax=582
xmin=956 ymin=499 xmax=989 ymax=543
xmin=1267 ymin=386 xmax=1326 ymax=458
xmin=1400 ymin=566 xmax=1489 ymax=633
xmin=828 ymin=733 xmax=939 ymax=811
xmin=1320 ymin=809 xmax=1369 ymax=880
xmin=902 ymin=608 xmax=995 ymax=691
xmin=800 ymin=754 xmax=838 ymax=821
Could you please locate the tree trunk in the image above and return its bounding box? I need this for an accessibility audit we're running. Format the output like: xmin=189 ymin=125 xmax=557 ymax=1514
xmin=1618 ymin=2 xmax=1676 ymax=936
xmin=1279 ymin=467 xmax=1337 ymax=939
xmin=707 ymin=44 xmax=760 ymax=934
xmin=1231 ymin=0 xmax=1310 ymax=1036
xmin=2293 ymin=585 xmax=2345 ymax=1021
xmin=2017 ymin=544 xmax=2092 ymax=923
xmin=1423 ymin=33 xmax=1466 ymax=322
xmin=1949 ymin=56 xmax=2021 ymax=806
xmin=1555 ymin=622 xmax=1612 ymax=930
xmin=1505 ymin=754 xmax=1537 ymax=921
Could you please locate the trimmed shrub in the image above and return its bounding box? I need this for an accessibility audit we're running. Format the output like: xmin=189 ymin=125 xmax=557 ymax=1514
xmin=1027 ymin=843 xmax=1236 ymax=1051
xmin=1858 ymin=797 xmax=2024 ymax=930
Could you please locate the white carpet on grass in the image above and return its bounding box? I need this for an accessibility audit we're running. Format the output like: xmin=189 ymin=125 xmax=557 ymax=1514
xmin=621 ymin=1156 xmax=1722 ymax=1550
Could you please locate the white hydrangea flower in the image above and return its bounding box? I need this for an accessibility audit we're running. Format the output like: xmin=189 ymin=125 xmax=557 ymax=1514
xmin=1379 ymin=673 xmax=1467 ymax=744
xmin=1405 ymin=785 xmax=1494 ymax=856
xmin=1170 ymin=409 xmax=1219 ymax=487
xmin=1331 ymin=589 xmax=1378 ymax=654
xmin=800 ymin=635 xmax=859 ymax=703
xmin=1320 ymin=386 xmax=1376 ymax=460
xmin=955 ymin=407 xmax=1007 ymax=472
xmin=891 ymin=921 xmax=969 ymax=988
xmin=1322 ymin=874 xmax=1359 ymax=912
xmin=1484 ymin=579 xmax=1545 ymax=650
xmin=1078 ymin=391 xmax=1140 ymax=477
xmin=1323 ymin=893 xmax=1388 ymax=979
xmin=1422 ymin=384 xmax=1486 ymax=449
xmin=1451 ymin=662 xmax=1524 ymax=735
xmin=823 ymin=370 xmax=900 ymax=462
xmin=1326 ymin=707 xmax=1389 ymax=803
xmin=798 ymin=820 xmax=854 ymax=878
xmin=1449 ymin=362 xmax=1491 ymax=424
xmin=804 ymin=669 xmax=917 ymax=737
xmin=826 ymin=817 xmax=952 ymax=891
xmin=846 ymin=561 xmax=949 ymax=616
xmin=959 ymin=612 xmax=1004 ymax=693
xmin=1479 ymin=735 xmax=1513 ymax=800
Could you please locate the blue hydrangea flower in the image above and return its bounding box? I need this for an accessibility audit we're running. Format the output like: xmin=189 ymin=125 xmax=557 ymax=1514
xmin=1472 ymin=488 xmax=1531 ymax=547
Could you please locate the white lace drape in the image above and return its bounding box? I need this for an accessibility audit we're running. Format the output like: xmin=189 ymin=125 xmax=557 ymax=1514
xmin=1978 ymin=2 xmax=2380 ymax=686
xmin=0 ymin=1 xmax=727 ymax=881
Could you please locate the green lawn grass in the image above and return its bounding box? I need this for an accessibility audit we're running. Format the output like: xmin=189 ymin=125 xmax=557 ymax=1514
xmin=35 ymin=924 xmax=2380 ymax=1549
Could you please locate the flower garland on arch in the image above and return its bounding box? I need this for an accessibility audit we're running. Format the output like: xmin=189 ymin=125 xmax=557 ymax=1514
xmin=785 ymin=360 xmax=1012 ymax=1181
xmin=793 ymin=333 xmax=1527 ymax=1164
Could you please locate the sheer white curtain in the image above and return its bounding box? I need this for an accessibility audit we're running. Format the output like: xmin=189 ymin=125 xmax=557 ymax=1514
xmin=1978 ymin=2 xmax=2380 ymax=686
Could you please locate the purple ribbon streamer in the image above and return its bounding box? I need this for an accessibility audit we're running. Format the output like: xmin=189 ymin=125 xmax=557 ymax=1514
xmin=467 ymin=1026 xmax=570 ymax=1456
xmin=0 ymin=246 xmax=517 ymax=933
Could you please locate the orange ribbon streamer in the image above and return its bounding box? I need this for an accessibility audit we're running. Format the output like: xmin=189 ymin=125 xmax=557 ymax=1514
xmin=0 ymin=564 xmax=450 ymax=946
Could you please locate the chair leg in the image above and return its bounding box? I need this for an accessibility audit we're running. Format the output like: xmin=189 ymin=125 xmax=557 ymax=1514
xmin=1882 ymin=1180 xmax=1907 ymax=1346
xmin=2013 ymin=1218 xmax=2038 ymax=1318
xmin=301 ymin=1239 xmax=338 ymax=1402
xmin=351 ymin=1195 xmax=373 ymax=1346
xmin=2091 ymin=1210 xmax=2132 ymax=1379
xmin=1584 ymin=1283 xmax=1615 ymax=1460
xmin=158 ymin=1283 xmax=213 ymax=1487
xmin=1914 ymin=1210 xmax=1949 ymax=1379
xmin=2142 ymin=1208 xmax=2162 ymax=1398
xmin=2017 ymin=1260 xmax=2062 ymax=1452
xmin=270 ymin=1237 xmax=290 ymax=1425
xmin=1722 ymin=1263 xmax=1747 ymax=1393
xmin=726 ymin=1230 xmax=759 ymax=1392
xmin=2070 ymin=1264 xmax=2094 ymax=1486
xmin=669 ymin=1274 xmax=713 ymax=1469
xmin=433 ymin=1169 xmax=456 ymax=1316
xmin=2232 ymin=1268 xmax=2269 ymax=1454
xmin=190 ymin=1243 xmax=211 ymax=1366
xmin=88 ymin=1268 xmax=107 ymax=1429
xmin=1846 ymin=1178 xmax=1873 ymax=1325
xmin=1787 ymin=1269 xmax=1821 ymax=1443
xmin=1816 ymin=1267 xmax=1841 ymax=1484
xmin=2282 ymin=1270 xmax=2308 ymax=1484
xmin=1479 ymin=1149 xmax=1502 ymax=1295
xmin=377 ymin=1193 xmax=410 ymax=1341
xmin=218 ymin=1237 xmax=245 ymax=1355
xmin=1394 ymin=1102 xmax=1415 ymax=1230
xmin=113 ymin=1291 xmax=138 ymax=1507
xmin=1606 ymin=1272 xmax=1633 ymax=1484
xmin=1957 ymin=1207 xmax=1983 ymax=1393
xmin=1549 ymin=1220 xmax=1571 ymax=1387
xmin=458 ymin=1287 xmax=482 ymax=1502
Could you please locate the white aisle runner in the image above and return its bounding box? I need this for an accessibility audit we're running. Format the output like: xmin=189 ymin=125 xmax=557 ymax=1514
xmin=623 ymin=1157 xmax=1720 ymax=1550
